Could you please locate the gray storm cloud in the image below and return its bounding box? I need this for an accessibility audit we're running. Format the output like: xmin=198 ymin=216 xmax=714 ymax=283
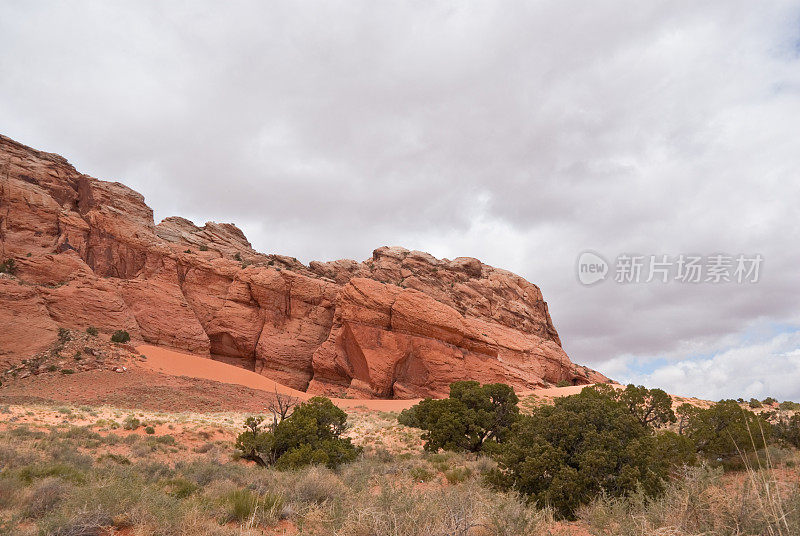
xmin=2 ymin=0 xmax=799 ymax=399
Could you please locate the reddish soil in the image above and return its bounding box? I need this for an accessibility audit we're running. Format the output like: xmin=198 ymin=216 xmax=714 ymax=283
xmin=0 ymin=343 xmax=601 ymax=414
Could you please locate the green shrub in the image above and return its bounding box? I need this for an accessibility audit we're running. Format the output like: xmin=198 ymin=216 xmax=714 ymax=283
xmin=773 ymin=413 xmax=800 ymax=448
xmin=408 ymin=465 xmax=434 ymax=482
xmin=199 ymin=245 xmax=209 ymax=252
xmin=110 ymin=330 xmax=131 ymax=343
xmin=57 ymin=327 xmax=71 ymax=342
xmin=443 ymin=466 xmax=472 ymax=484
xmin=489 ymin=388 xmax=680 ymax=519
xmin=145 ymin=426 xmax=155 ymax=435
xmin=587 ymin=383 xmax=676 ymax=428
xmin=654 ymin=430 xmax=697 ymax=468
xmin=762 ymin=397 xmax=777 ymax=405
xmin=222 ymin=488 xmax=283 ymax=525
xmin=555 ymin=380 xmax=572 ymax=387
xmin=153 ymin=434 xmax=175 ymax=445
xmin=0 ymin=258 xmax=17 ymax=275
xmin=749 ymin=398 xmax=763 ymax=408
xmin=85 ymin=326 xmax=98 ymax=336
xmin=163 ymin=477 xmax=198 ymax=499
xmin=779 ymin=400 xmax=800 ymax=411
xmin=17 ymin=463 xmax=87 ymax=484
xmin=235 ymin=397 xmax=360 ymax=469
xmin=398 ymin=381 xmax=519 ymax=453
xmin=97 ymin=453 xmax=131 ymax=465
xmin=233 ymin=253 xmax=242 ymax=262
xmin=60 ymin=369 xmax=74 ymax=375
xmin=123 ymin=415 xmax=141 ymax=430
xmin=683 ymin=400 xmax=770 ymax=460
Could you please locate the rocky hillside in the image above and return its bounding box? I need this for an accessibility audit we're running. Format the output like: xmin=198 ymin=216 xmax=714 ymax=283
xmin=0 ymin=134 xmax=609 ymax=398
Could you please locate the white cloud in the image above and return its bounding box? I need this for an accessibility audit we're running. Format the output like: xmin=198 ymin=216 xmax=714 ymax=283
xmin=618 ymin=330 xmax=800 ymax=401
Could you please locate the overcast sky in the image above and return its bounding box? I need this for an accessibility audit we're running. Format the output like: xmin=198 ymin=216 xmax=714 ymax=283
xmin=2 ymin=1 xmax=800 ymax=401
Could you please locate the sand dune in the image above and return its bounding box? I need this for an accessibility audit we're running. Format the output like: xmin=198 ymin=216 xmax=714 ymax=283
xmin=136 ymin=345 xmax=423 ymax=412
xmin=136 ymin=345 xmax=600 ymax=412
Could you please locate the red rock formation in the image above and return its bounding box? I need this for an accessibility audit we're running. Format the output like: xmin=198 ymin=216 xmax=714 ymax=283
xmin=0 ymin=134 xmax=610 ymax=398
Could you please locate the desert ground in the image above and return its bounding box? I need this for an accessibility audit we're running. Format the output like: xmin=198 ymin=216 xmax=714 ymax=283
xmin=1 ymin=335 xmax=798 ymax=535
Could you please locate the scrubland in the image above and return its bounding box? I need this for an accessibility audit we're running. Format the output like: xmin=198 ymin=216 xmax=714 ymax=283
xmin=0 ymin=401 xmax=798 ymax=536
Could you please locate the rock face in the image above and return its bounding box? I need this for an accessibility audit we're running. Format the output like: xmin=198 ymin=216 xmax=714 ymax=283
xmin=0 ymin=134 xmax=609 ymax=398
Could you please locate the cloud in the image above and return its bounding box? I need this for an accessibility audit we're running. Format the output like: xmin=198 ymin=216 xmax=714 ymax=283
xmin=618 ymin=330 xmax=800 ymax=401
xmin=1 ymin=0 xmax=800 ymax=399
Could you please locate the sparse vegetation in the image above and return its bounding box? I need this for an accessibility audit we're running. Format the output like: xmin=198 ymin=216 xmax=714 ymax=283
xmin=85 ymin=326 xmax=99 ymax=336
xmin=57 ymin=327 xmax=71 ymax=342
xmin=0 ymin=399 xmax=796 ymax=535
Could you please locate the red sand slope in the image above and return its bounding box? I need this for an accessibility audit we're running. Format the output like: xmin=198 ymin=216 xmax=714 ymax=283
xmin=136 ymin=345 xmax=423 ymax=412
xmin=136 ymin=345 xmax=601 ymax=412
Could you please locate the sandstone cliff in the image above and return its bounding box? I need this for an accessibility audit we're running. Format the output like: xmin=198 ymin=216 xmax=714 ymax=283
xmin=0 ymin=134 xmax=609 ymax=398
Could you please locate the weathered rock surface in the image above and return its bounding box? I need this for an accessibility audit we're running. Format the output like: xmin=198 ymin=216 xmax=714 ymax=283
xmin=0 ymin=134 xmax=610 ymax=398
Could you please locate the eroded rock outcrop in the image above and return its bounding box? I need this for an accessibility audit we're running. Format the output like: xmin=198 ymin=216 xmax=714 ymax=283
xmin=0 ymin=134 xmax=609 ymax=398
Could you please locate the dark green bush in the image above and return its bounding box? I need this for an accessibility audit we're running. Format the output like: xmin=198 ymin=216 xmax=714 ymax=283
xmin=779 ymin=400 xmax=800 ymax=411
xmin=235 ymin=396 xmax=359 ymax=469
xmin=0 ymin=258 xmax=17 ymax=275
xmin=85 ymin=326 xmax=98 ymax=336
xmin=57 ymin=328 xmax=71 ymax=342
xmin=398 ymin=381 xmax=519 ymax=453
xmin=773 ymin=413 xmax=800 ymax=448
xmin=199 ymin=245 xmax=209 ymax=252
xmin=489 ymin=388 xmax=679 ymax=519
xmin=587 ymin=383 xmax=676 ymax=428
xmin=749 ymin=398 xmax=763 ymax=409
xmin=683 ymin=400 xmax=770 ymax=460
xmin=762 ymin=397 xmax=777 ymax=405
xmin=111 ymin=330 xmax=131 ymax=343
xmin=145 ymin=426 xmax=155 ymax=435
xmin=555 ymin=380 xmax=572 ymax=387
